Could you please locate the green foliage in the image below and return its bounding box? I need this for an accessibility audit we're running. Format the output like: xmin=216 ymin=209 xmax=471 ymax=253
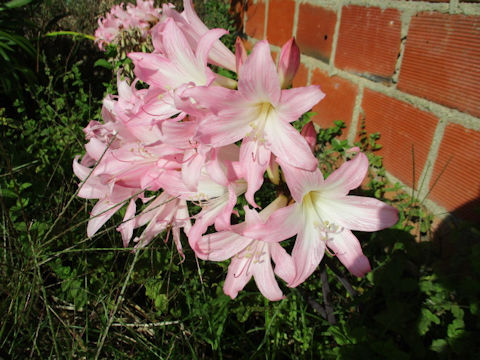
xmin=0 ymin=0 xmax=37 ymax=99
xmin=196 ymin=0 xmax=237 ymax=51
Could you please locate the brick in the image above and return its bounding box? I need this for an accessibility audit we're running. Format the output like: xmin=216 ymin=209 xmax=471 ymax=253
xmin=429 ymin=124 xmax=480 ymax=221
xmin=398 ymin=13 xmax=480 ymax=117
xmin=335 ymin=6 xmax=401 ymax=79
xmin=245 ymin=0 xmax=265 ymax=39
xmin=266 ymin=0 xmax=295 ymax=47
xmin=310 ymin=68 xmax=357 ymax=137
xmin=296 ymin=4 xmax=336 ymax=62
xmin=292 ymin=62 xmax=309 ymax=88
xmin=359 ymin=89 xmax=438 ymax=189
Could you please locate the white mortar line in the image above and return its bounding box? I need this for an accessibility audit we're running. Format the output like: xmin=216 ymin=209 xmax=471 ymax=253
xmin=302 ymin=0 xmax=480 ymax=15
xmin=328 ymin=1 xmax=343 ymax=71
xmin=292 ymin=0 xmax=300 ymax=38
xmin=263 ymin=0 xmax=269 ymax=40
xmin=450 ymin=0 xmax=460 ymax=14
xmin=461 ymin=3 xmax=480 ymax=14
xmin=391 ymin=9 xmax=413 ymax=86
xmin=417 ymin=120 xmax=447 ymax=200
xmin=347 ymin=83 xmax=364 ymax=143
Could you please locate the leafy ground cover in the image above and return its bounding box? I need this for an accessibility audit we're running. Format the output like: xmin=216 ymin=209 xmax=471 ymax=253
xmin=1 ymin=1 xmax=479 ymax=359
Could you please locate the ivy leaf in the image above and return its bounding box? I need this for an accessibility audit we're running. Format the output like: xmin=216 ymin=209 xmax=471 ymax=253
xmin=0 ymin=187 xmax=17 ymax=198
xmin=418 ymin=308 xmax=440 ymax=336
xmin=94 ymin=58 xmax=113 ymax=70
xmin=431 ymin=339 xmax=447 ymax=353
xmin=447 ymin=318 xmax=464 ymax=339
xmin=450 ymin=304 xmax=464 ymax=320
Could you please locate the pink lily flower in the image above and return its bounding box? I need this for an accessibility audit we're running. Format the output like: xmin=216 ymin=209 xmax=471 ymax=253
xmin=73 ymin=155 xmax=142 ymax=238
xmin=129 ymin=17 xmax=226 ymax=91
xmin=195 ymin=40 xmax=323 ymax=166
xmin=276 ymin=152 xmax=399 ymax=287
xmin=94 ymin=0 xmax=161 ymax=50
xmin=159 ymin=0 xmax=236 ymax=72
xmin=130 ymin=193 xmax=191 ymax=259
xmin=188 ymin=40 xmax=324 ymax=204
xmin=196 ymin=196 xmax=295 ymax=301
xmin=160 ymin=146 xmax=247 ymax=251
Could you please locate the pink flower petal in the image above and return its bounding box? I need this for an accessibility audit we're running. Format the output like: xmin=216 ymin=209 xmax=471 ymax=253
xmin=278 ymin=38 xmax=300 ymax=89
xmin=323 ymin=152 xmax=369 ymax=196
xmin=301 ymin=121 xmax=317 ymax=153
xmin=223 ymin=256 xmax=254 ymax=299
xmin=278 ymin=85 xmax=325 ymax=122
xmin=240 ymin=203 xmax=300 ymax=243
xmin=195 ymin=28 xmax=229 ymax=69
xmin=87 ymin=199 xmax=124 ymax=237
xmin=277 ymin=159 xmax=324 ymax=203
xmin=183 ymin=0 xmax=236 ymax=71
xmin=238 ymin=40 xmax=281 ymax=105
xmin=235 ymin=37 xmax=247 ymax=73
xmin=213 ymin=184 xmax=238 ymax=231
xmin=270 ymin=242 xmax=296 ymax=284
xmin=252 ymin=249 xmax=285 ymax=301
xmin=320 ymin=196 xmax=399 ymax=232
xmin=196 ymin=231 xmax=250 ymax=261
xmin=326 ymin=230 xmax=371 ymax=277
xmin=289 ymin=222 xmax=325 ymax=287
xmin=117 ymin=199 xmax=137 ymax=247
xmin=265 ymin=118 xmax=318 ymax=171
xmin=239 ymin=138 xmax=271 ymax=207
xmin=182 ymin=149 xmax=205 ymax=191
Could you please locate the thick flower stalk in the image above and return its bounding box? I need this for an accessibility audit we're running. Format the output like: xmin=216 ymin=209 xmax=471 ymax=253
xmin=75 ymin=0 xmax=399 ymax=301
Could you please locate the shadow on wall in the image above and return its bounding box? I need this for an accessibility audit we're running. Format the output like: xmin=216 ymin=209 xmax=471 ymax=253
xmin=331 ymin=194 xmax=480 ymax=360
xmin=429 ymin=198 xmax=480 ymax=358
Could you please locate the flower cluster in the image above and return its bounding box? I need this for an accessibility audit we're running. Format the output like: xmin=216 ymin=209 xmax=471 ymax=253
xmin=78 ymin=0 xmax=398 ymax=301
xmin=94 ymin=0 xmax=162 ymax=50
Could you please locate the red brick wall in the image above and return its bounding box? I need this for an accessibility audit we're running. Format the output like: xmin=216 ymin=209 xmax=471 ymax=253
xmin=242 ymin=0 xmax=480 ymax=221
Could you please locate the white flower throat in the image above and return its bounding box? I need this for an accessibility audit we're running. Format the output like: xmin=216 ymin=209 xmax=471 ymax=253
xmin=302 ymin=191 xmax=343 ymax=242
xmin=248 ymin=102 xmax=275 ymax=142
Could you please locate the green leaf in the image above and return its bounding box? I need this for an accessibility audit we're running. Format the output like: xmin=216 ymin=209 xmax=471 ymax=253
xmin=93 ymin=58 xmax=113 ymax=70
xmin=327 ymin=326 xmax=351 ymax=345
xmin=431 ymin=339 xmax=447 ymax=353
xmin=44 ymin=31 xmax=95 ymax=41
xmin=450 ymin=304 xmax=464 ymax=320
xmin=3 ymin=0 xmax=32 ymax=9
xmin=0 ymin=187 xmax=17 ymax=198
xmin=447 ymin=318 xmax=464 ymax=339
xmin=418 ymin=308 xmax=440 ymax=336
xmin=469 ymin=302 xmax=479 ymax=316
xmin=19 ymin=182 xmax=32 ymax=190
